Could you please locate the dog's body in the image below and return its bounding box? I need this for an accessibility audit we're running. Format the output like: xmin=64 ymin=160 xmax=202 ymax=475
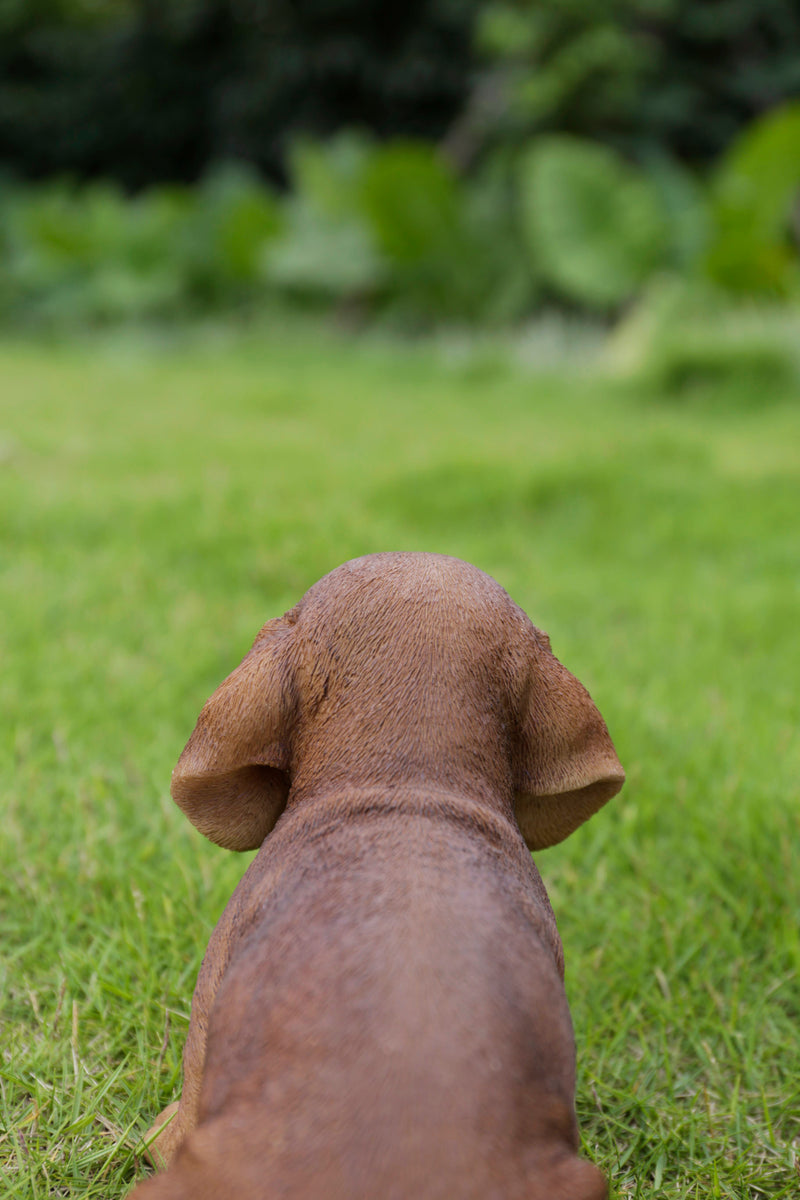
xmin=131 ymin=554 xmax=624 ymax=1199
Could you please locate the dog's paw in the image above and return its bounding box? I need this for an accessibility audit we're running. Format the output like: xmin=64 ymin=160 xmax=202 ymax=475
xmin=143 ymin=1100 xmax=182 ymax=1170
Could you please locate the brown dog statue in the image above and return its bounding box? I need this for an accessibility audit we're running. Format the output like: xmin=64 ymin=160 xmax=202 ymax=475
xmin=131 ymin=552 xmax=624 ymax=1199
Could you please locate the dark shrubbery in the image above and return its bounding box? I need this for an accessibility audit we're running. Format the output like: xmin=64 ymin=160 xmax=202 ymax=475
xmin=0 ymin=0 xmax=480 ymax=189
xmin=2 ymin=1 xmax=800 ymax=190
xmin=466 ymin=0 xmax=800 ymax=166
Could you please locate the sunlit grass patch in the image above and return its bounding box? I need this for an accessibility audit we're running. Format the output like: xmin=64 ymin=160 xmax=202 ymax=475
xmin=1 ymin=326 xmax=798 ymax=1198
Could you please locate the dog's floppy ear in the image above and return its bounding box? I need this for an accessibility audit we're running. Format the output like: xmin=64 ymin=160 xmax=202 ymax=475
xmin=170 ymin=617 xmax=296 ymax=851
xmin=513 ymin=629 xmax=624 ymax=850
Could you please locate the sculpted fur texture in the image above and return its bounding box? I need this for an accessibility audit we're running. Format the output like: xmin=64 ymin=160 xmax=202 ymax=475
xmin=130 ymin=553 xmax=624 ymax=1199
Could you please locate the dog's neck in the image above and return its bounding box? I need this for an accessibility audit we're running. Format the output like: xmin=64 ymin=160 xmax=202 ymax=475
xmin=287 ymin=770 xmax=513 ymax=812
xmin=287 ymin=692 xmax=517 ymax=818
xmin=286 ymin=747 xmax=515 ymax=822
xmin=278 ymin=780 xmax=520 ymax=853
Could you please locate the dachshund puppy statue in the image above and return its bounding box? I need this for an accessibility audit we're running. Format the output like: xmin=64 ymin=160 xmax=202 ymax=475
xmin=131 ymin=552 xmax=624 ymax=1199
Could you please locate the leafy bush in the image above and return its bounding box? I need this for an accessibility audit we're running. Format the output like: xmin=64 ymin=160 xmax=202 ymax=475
xmin=361 ymin=141 xmax=531 ymax=321
xmin=264 ymin=135 xmax=535 ymax=322
xmin=605 ymin=277 xmax=800 ymax=395
xmin=1 ymin=101 xmax=798 ymax=330
xmin=1 ymin=181 xmax=189 ymax=322
xmin=0 ymin=166 xmax=283 ymax=324
xmin=262 ymin=135 xmax=386 ymax=302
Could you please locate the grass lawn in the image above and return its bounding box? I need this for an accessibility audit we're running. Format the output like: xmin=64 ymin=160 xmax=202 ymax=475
xmin=1 ymin=323 xmax=798 ymax=1198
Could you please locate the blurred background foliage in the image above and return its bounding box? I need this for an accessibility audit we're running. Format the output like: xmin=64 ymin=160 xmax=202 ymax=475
xmin=1 ymin=0 xmax=799 ymax=368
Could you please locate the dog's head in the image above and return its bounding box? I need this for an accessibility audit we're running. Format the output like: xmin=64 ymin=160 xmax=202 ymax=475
xmin=170 ymin=553 xmax=624 ymax=852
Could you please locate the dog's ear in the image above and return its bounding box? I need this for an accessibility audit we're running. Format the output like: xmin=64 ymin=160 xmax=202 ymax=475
xmin=170 ymin=617 xmax=296 ymax=851
xmin=513 ymin=629 xmax=624 ymax=850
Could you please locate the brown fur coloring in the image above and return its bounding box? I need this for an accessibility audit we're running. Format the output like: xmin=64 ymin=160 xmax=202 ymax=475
xmin=130 ymin=553 xmax=624 ymax=1200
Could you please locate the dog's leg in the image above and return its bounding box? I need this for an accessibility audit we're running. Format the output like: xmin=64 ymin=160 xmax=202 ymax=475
xmin=527 ymin=1151 xmax=607 ymax=1200
xmin=144 ymin=853 xmax=272 ymax=1168
xmin=144 ymin=939 xmax=223 ymax=1167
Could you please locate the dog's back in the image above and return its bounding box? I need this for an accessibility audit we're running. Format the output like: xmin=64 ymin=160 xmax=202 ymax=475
xmin=131 ymin=555 xmax=622 ymax=1199
xmin=136 ymin=791 xmax=604 ymax=1199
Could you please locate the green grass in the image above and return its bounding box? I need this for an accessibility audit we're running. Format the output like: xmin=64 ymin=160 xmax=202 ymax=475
xmin=1 ymin=322 xmax=798 ymax=1198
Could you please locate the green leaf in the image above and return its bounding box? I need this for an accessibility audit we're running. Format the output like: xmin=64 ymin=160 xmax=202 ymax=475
xmin=289 ymin=132 xmax=374 ymax=221
xmin=263 ymin=198 xmax=385 ymax=297
xmin=519 ymin=135 xmax=668 ymax=308
xmin=197 ymin=164 xmax=282 ymax=284
xmin=361 ymin=142 xmax=464 ymax=266
xmin=263 ymin=136 xmax=384 ymax=300
xmin=705 ymin=100 xmax=800 ymax=295
xmin=360 ymin=141 xmax=498 ymax=319
xmin=713 ymin=100 xmax=800 ymax=240
xmin=642 ymin=153 xmax=711 ymax=271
